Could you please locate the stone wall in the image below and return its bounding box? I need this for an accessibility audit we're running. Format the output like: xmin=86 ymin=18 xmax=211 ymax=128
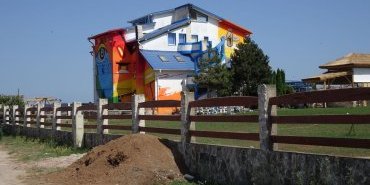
xmin=179 ymin=142 xmax=370 ymax=185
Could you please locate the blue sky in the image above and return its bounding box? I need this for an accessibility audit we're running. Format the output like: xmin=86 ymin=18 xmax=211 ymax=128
xmin=0 ymin=0 xmax=369 ymax=102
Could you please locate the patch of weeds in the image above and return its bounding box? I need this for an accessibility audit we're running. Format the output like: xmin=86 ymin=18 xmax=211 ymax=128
xmin=0 ymin=135 xmax=87 ymax=162
xmin=0 ymin=126 xmax=3 ymax=140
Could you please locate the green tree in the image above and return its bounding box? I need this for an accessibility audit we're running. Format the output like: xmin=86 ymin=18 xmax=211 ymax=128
xmin=231 ymin=37 xmax=272 ymax=96
xmin=193 ymin=51 xmax=232 ymax=97
xmin=0 ymin=95 xmax=25 ymax=107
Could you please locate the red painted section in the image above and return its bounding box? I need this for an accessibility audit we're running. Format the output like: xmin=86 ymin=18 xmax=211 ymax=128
xmin=219 ymin=20 xmax=252 ymax=36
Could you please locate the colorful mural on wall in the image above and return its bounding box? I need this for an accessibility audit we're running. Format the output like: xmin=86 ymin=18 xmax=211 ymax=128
xmin=90 ymin=29 xmax=149 ymax=103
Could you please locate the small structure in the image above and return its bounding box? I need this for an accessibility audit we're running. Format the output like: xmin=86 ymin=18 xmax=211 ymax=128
xmin=303 ymin=53 xmax=370 ymax=89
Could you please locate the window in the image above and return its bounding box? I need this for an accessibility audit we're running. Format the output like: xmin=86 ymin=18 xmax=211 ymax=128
xmin=168 ymin=33 xmax=176 ymax=45
xmin=204 ymin=36 xmax=209 ymax=42
xmin=174 ymin=56 xmax=185 ymax=62
xmin=190 ymin=9 xmax=208 ymax=22
xmin=196 ymin=13 xmax=208 ymax=22
xmin=191 ymin=35 xmax=198 ymax=42
xmin=117 ymin=63 xmax=129 ymax=74
xmin=158 ymin=55 xmax=169 ymax=62
xmin=179 ymin=34 xmax=186 ymax=44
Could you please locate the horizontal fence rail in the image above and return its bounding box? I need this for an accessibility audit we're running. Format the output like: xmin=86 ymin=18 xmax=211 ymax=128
xmin=137 ymin=100 xmax=181 ymax=135
xmin=269 ymin=87 xmax=370 ymax=105
xmin=187 ymin=96 xmax=260 ymax=141
xmin=272 ymin=136 xmax=370 ymax=149
xmin=271 ymin=115 xmax=370 ymax=124
xmin=103 ymin=103 xmax=131 ymax=110
xmin=269 ymin=87 xmax=370 ymax=149
xmin=138 ymin=100 xmax=181 ymax=108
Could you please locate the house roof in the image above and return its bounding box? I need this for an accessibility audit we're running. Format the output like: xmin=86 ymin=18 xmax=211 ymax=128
xmin=138 ymin=18 xmax=191 ymax=42
xmin=302 ymin=71 xmax=352 ymax=83
xmin=140 ymin=50 xmax=194 ymax=71
xmin=88 ymin=28 xmax=124 ymax=40
xmin=320 ymin=53 xmax=370 ymax=70
xmin=129 ymin=3 xmax=251 ymax=37
xmin=128 ymin=3 xmax=222 ymax=24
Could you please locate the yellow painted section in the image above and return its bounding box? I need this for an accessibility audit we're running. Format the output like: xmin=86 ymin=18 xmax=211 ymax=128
xmin=218 ymin=27 xmax=244 ymax=59
xmin=113 ymin=79 xmax=134 ymax=97
xmin=144 ymin=68 xmax=155 ymax=84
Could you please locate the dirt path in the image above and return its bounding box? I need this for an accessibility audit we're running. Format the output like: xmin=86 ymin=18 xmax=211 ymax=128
xmin=0 ymin=146 xmax=27 ymax=185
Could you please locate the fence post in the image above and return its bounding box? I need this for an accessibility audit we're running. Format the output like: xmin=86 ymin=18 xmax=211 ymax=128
xmin=180 ymin=79 xmax=195 ymax=149
xmin=36 ymin=103 xmax=43 ymax=128
xmin=132 ymin=94 xmax=145 ymax=134
xmin=97 ymin=99 xmax=108 ymax=135
xmin=3 ymin=105 xmax=9 ymax=124
xmin=11 ymin=105 xmax=18 ymax=126
xmin=72 ymin=102 xmax=83 ymax=148
xmin=0 ymin=104 xmax=2 ymax=124
xmin=52 ymin=102 xmax=61 ymax=131
xmin=258 ymin=84 xmax=276 ymax=151
xmin=23 ymin=105 xmax=30 ymax=127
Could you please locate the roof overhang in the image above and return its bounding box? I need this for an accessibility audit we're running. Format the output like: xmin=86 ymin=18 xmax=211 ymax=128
xmin=88 ymin=28 xmax=125 ymax=40
xmin=302 ymin=71 xmax=352 ymax=84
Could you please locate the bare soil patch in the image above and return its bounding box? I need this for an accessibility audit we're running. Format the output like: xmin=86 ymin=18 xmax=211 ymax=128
xmin=43 ymin=134 xmax=185 ymax=185
xmin=0 ymin=146 xmax=27 ymax=185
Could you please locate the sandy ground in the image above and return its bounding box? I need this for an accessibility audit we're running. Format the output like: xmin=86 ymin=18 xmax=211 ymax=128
xmin=0 ymin=146 xmax=27 ymax=185
xmin=0 ymin=145 xmax=84 ymax=185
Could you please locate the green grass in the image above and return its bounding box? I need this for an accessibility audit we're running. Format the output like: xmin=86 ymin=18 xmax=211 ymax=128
xmin=0 ymin=135 xmax=87 ymax=162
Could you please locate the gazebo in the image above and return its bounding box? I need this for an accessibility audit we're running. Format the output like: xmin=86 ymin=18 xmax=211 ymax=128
xmin=303 ymin=53 xmax=370 ymax=89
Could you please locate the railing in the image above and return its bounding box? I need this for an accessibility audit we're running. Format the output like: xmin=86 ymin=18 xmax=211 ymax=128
xmin=137 ymin=100 xmax=181 ymax=135
xmin=187 ymin=96 xmax=259 ymax=141
xmin=101 ymin=102 xmax=132 ymax=132
xmin=55 ymin=105 xmax=72 ymax=128
xmin=178 ymin=42 xmax=201 ymax=54
xmin=269 ymin=88 xmax=370 ymax=149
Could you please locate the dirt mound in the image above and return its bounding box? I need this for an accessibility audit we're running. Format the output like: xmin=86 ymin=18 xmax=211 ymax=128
xmin=44 ymin=134 xmax=185 ymax=185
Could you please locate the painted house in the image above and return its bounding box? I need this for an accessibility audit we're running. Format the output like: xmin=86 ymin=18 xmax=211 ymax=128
xmin=88 ymin=4 xmax=252 ymax=111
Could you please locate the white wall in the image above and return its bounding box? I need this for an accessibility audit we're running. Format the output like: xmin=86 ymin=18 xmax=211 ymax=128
xmin=141 ymin=18 xmax=221 ymax=51
xmin=189 ymin=17 xmax=219 ymax=47
xmin=156 ymin=71 xmax=192 ymax=100
xmin=152 ymin=13 xmax=173 ymax=30
xmin=353 ymin=68 xmax=370 ymax=83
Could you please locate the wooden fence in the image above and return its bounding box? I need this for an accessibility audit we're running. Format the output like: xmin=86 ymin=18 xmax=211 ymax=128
xmin=1 ymin=85 xmax=370 ymax=151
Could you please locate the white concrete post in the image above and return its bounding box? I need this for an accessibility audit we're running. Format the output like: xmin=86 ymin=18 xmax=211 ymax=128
xmin=180 ymin=79 xmax=195 ymax=149
xmin=132 ymin=94 xmax=145 ymax=134
xmin=97 ymin=99 xmax=108 ymax=135
xmin=36 ymin=103 xmax=43 ymax=128
xmin=23 ymin=105 xmax=30 ymax=127
xmin=11 ymin=105 xmax=18 ymax=126
xmin=3 ymin=105 xmax=9 ymax=124
xmin=72 ymin=102 xmax=83 ymax=148
xmin=258 ymin=84 xmax=276 ymax=151
xmin=52 ymin=102 xmax=61 ymax=131
xmin=0 ymin=104 xmax=3 ymax=124
xmin=180 ymin=90 xmax=195 ymax=148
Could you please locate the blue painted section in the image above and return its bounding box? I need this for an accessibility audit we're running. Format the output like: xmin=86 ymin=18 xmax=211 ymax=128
xmin=139 ymin=18 xmax=191 ymax=43
xmin=140 ymin=50 xmax=194 ymax=71
xmin=96 ymin=47 xmax=113 ymax=99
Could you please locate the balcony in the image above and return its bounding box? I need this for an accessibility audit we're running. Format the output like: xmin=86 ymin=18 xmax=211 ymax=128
xmin=177 ymin=42 xmax=202 ymax=54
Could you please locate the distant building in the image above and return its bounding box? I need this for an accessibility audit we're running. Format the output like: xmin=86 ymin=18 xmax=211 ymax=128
xmin=286 ymin=81 xmax=312 ymax=92
xmin=88 ymin=3 xmax=252 ymax=109
xmin=302 ymin=53 xmax=370 ymax=89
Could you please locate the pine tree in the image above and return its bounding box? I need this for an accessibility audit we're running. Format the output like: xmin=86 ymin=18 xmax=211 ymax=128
xmin=193 ymin=51 xmax=232 ymax=97
xmin=231 ymin=37 xmax=272 ymax=96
